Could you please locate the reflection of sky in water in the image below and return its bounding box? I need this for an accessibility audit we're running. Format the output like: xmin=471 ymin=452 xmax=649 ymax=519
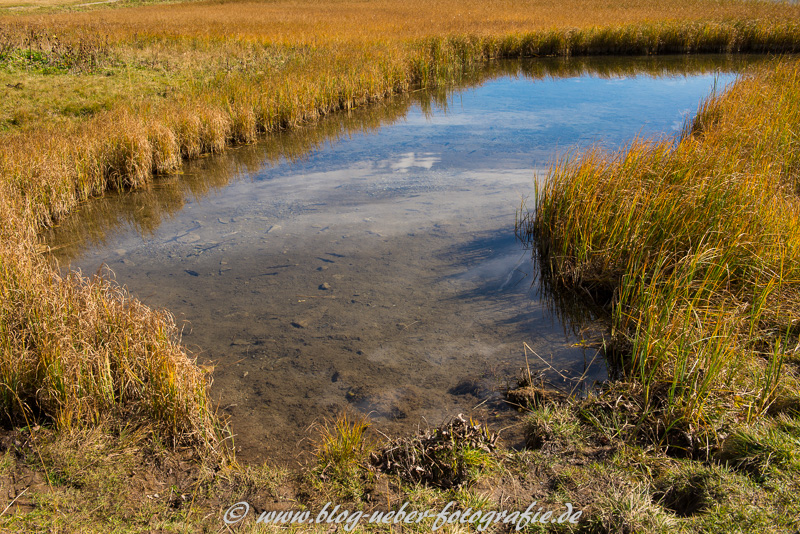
xmin=389 ymin=152 xmax=440 ymax=172
xmin=258 ymin=72 xmax=735 ymax=180
xmin=45 ymin=60 xmax=758 ymax=462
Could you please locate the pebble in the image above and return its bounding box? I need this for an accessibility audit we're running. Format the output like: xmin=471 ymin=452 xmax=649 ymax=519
xmin=319 ymin=282 xmax=331 ymax=290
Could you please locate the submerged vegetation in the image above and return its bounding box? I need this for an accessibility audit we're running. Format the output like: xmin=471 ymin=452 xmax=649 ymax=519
xmin=1 ymin=0 xmax=800 ymax=530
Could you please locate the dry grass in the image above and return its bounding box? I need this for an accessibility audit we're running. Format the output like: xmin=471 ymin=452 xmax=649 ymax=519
xmin=4 ymin=0 xmax=799 ymax=41
xmin=0 ymin=198 xmax=219 ymax=449
xmin=2 ymin=22 xmax=799 ymax=228
xmin=0 ymin=0 xmax=104 ymax=11
xmin=0 ymin=0 xmax=184 ymax=15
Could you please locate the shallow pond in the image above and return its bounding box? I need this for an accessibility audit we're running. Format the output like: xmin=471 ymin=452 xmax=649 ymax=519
xmin=45 ymin=55 xmax=763 ymax=464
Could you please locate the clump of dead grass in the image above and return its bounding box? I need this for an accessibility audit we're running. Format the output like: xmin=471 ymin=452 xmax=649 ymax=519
xmin=371 ymin=414 xmax=498 ymax=489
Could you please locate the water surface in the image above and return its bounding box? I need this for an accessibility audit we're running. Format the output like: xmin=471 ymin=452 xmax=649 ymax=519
xmin=45 ymin=55 xmax=762 ymax=463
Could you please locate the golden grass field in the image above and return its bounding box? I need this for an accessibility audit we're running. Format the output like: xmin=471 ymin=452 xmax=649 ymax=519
xmin=2 ymin=0 xmax=798 ymax=40
xmin=0 ymin=0 xmax=110 ymax=10
xmin=1 ymin=1 xmax=800 ymax=532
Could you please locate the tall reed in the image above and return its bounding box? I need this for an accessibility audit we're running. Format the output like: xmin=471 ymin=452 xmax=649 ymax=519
xmin=524 ymin=59 xmax=800 ymax=447
xmin=0 ymin=196 xmax=218 ymax=448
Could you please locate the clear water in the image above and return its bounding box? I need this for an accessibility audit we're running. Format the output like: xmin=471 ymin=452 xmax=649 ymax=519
xmin=44 ymin=55 xmax=762 ymax=463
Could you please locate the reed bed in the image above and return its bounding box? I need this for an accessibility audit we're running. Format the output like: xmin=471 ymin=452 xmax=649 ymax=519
xmin=4 ymin=22 xmax=800 ymax=229
xmin=0 ymin=206 xmax=219 ymax=451
xmin=523 ymin=58 xmax=800 ymax=450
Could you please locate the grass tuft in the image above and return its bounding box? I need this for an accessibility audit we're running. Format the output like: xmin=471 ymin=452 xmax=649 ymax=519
xmin=311 ymin=411 xmax=375 ymax=500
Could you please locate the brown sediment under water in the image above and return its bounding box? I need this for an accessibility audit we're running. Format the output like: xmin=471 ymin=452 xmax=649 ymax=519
xmin=44 ymin=55 xmax=766 ymax=464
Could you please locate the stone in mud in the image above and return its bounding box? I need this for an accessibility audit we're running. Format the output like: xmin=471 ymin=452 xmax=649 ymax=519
xmin=319 ymin=282 xmax=331 ymax=290
xmin=290 ymin=320 xmax=308 ymax=329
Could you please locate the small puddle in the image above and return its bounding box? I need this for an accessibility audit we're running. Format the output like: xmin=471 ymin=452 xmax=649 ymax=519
xmin=44 ymin=55 xmax=763 ymax=464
